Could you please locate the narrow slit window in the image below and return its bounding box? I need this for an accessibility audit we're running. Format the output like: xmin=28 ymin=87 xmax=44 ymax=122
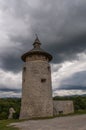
xmin=23 ymin=67 xmax=26 ymax=72
xmin=48 ymin=66 xmax=50 ymax=71
xmin=23 ymin=79 xmax=25 ymax=82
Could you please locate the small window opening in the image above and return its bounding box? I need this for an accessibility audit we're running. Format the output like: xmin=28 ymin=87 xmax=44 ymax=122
xmin=41 ymin=79 xmax=46 ymax=83
xmin=59 ymin=111 xmax=63 ymax=114
xmin=48 ymin=66 xmax=50 ymax=71
xmin=23 ymin=79 xmax=25 ymax=82
xmin=23 ymin=67 xmax=26 ymax=71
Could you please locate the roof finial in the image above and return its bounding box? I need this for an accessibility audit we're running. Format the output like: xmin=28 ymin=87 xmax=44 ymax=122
xmin=35 ymin=33 xmax=38 ymax=39
xmin=33 ymin=34 xmax=41 ymax=48
xmin=35 ymin=34 xmax=40 ymax=43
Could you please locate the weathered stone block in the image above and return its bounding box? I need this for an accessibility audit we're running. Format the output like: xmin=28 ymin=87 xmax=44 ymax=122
xmin=53 ymin=100 xmax=74 ymax=116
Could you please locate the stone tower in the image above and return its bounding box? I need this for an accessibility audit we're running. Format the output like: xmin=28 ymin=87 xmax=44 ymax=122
xmin=19 ymin=36 xmax=53 ymax=119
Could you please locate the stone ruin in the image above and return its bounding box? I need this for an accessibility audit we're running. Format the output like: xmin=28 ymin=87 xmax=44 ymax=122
xmin=8 ymin=107 xmax=16 ymax=119
xmin=53 ymin=100 xmax=74 ymax=116
xmin=19 ymin=36 xmax=74 ymax=119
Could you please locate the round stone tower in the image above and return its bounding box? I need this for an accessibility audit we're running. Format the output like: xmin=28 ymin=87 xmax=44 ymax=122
xmin=19 ymin=36 xmax=53 ymax=119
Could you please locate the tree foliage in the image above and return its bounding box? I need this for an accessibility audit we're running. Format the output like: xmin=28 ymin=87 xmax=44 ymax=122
xmin=0 ymin=98 xmax=21 ymax=120
xmin=53 ymin=95 xmax=86 ymax=111
xmin=0 ymin=96 xmax=86 ymax=120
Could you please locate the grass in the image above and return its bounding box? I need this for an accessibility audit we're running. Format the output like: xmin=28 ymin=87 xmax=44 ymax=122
xmin=0 ymin=110 xmax=86 ymax=130
xmin=55 ymin=110 xmax=86 ymax=117
xmin=0 ymin=120 xmax=19 ymax=130
xmin=74 ymin=110 xmax=86 ymax=115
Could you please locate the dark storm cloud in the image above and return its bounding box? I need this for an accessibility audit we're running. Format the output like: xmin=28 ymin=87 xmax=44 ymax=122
xmin=0 ymin=86 xmax=21 ymax=93
xmin=0 ymin=0 xmax=86 ymax=72
xmin=56 ymin=71 xmax=86 ymax=90
xmin=45 ymin=33 xmax=86 ymax=63
xmin=58 ymin=86 xmax=86 ymax=90
xmin=0 ymin=55 xmax=22 ymax=73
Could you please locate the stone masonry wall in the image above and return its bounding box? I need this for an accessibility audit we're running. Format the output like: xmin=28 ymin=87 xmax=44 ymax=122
xmin=20 ymin=59 xmax=53 ymax=119
xmin=53 ymin=100 xmax=74 ymax=116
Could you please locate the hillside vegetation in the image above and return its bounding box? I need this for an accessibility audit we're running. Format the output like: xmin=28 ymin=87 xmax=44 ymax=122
xmin=0 ymin=98 xmax=21 ymax=120
xmin=0 ymin=96 xmax=86 ymax=120
xmin=53 ymin=95 xmax=86 ymax=112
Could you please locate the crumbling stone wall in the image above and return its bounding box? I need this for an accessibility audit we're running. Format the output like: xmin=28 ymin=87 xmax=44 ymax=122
xmin=53 ymin=100 xmax=74 ymax=116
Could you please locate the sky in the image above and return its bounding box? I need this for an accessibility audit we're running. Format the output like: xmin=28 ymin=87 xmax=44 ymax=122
xmin=0 ymin=0 xmax=86 ymax=97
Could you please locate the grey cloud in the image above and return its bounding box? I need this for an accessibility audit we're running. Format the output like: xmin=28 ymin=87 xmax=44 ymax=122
xmin=57 ymin=71 xmax=86 ymax=90
xmin=0 ymin=51 xmax=23 ymax=73
xmin=52 ymin=33 xmax=86 ymax=63
xmin=0 ymin=86 xmax=21 ymax=93
xmin=0 ymin=0 xmax=86 ymax=73
xmin=58 ymin=86 xmax=86 ymax=90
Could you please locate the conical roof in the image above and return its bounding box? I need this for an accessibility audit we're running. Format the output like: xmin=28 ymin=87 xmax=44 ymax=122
xmin=21 ymin=36 xmax=53 ymax=62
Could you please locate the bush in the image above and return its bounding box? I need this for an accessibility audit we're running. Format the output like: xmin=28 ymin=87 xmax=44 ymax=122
xmin=53 ymin=95 xmax=86 ymax=111
xmin=0 ymin=98 xmax=21 ymax=120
